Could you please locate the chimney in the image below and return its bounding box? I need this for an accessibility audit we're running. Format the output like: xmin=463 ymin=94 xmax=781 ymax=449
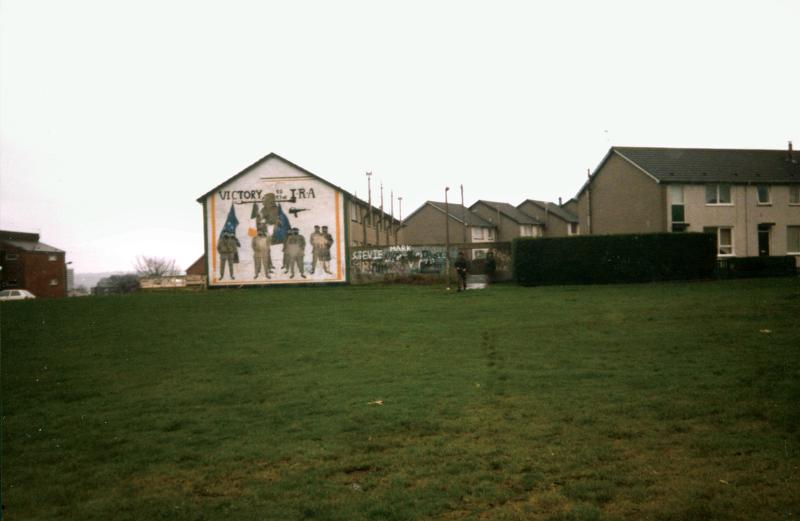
xmin=558 ymin=197 xmax=563 ymax=206
xmin=789 ymin=141 xmax=794 ymax=160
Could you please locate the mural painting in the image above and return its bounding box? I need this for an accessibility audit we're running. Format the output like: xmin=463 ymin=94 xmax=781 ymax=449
xmin=350 ymin=245 xmax=511 ymax=280
xmin=204 ymin=158 xmax=346 ymax=286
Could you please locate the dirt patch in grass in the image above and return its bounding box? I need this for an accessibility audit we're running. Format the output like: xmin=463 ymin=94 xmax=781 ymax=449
xmin=130 ymin=458 xmax=310 ymax=500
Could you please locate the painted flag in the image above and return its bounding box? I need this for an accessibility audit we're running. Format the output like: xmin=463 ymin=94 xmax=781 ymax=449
xmin=272 ymin=205 xmax=291 ymax=243
xmin=221 ymin=203 xmax=239 ymax=238
xmin=248 ymin=202 xmax=259 ymax=237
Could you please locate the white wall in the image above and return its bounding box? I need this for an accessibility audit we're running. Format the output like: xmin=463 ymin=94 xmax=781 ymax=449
xmin=203 ymin=156 xmax=347 ymax=286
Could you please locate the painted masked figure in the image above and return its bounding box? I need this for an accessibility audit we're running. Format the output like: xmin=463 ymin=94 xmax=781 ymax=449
xmin=309 ymin=225 xmax=324 ymax=274
xmin=284 ymin=228 xmax=306 ymax=279
xmin=252 ymin=230 xmax=271 ymax=279
xmin=320 ymin=225 xmax=334 ymax=274
xmin=256 ymin=193 xmax=280 ymax=234
xmin=217 ymin=232 xmax=241 ymax=280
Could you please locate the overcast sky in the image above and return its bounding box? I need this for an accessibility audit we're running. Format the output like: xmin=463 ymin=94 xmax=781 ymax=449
xmin=1 ymin=0 xmax=798 ymax=273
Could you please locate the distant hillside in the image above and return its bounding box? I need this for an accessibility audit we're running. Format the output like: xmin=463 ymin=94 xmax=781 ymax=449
xmin=74 ymin=272 xmax=130 ymax=289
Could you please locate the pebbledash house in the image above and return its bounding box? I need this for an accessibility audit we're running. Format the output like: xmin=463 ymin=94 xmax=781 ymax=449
xmin=571 ymin=145 xmax=800 ymax=265
xmin=196 ymin=153 xmax=399 ymax=288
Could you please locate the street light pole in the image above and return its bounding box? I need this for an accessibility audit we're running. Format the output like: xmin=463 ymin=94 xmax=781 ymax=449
xmin=445 ymin=186 xmax=451 ymax=288
xmin=366 ymin=171 xmax=373 ymax=245
xmin=461 ymin=184 xmax=467 ymax=244
xmin=397 ymin=197 xmax=403 ymax=243
xmin=390 ymin=190 xmax=394 ymax=245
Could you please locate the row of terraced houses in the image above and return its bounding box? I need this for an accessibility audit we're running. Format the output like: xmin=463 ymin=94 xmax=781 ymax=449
xmin=399 ymin=144 xmax=800 ymax=265
xmin=195 ymin=143 xmax=800 ymax=288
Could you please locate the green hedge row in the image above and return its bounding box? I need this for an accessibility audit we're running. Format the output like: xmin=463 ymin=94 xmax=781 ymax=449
xmin=513 ymin=233 xmax=717 ymax=286
xmin=715 ymin=256 xmax=797 ymax=278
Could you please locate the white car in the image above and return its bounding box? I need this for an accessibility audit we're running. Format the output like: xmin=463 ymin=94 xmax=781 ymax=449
xmin=0 ymin=289 xmax=36 ymax=301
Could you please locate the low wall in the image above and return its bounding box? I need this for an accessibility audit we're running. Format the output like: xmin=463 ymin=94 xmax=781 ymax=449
xmin=349 ymin=243 xmax=512 ymax=284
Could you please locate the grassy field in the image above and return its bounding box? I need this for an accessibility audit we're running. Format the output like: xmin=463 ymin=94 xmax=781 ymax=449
xmin=2 ymin=279 xmax=799 ymax=520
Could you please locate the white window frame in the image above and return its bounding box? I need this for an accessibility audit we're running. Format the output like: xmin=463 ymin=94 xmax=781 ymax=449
xmin=471 ymin=248 xmax=489 ymax=260
xmin=787 ymin=226 xmax=800 ymax=255
xmin=790 ymin=186 xmax=800 ymax=205
xmin=704 ymin=226 xmax=734 ymax=256
xmin=705 ymin=184 xmax=733 ymax=206
xmin=48 ymin=254 xmax=58 ymax=261
xmin=567 ymin=223 xmax=579 ymax=236
xmin=471 ymin=227 xmax=495 ymax=242
xmin=756 ymin=185 xmax=771 ymax=205
xmin=519 ymin=225 xmax=533 ymax=237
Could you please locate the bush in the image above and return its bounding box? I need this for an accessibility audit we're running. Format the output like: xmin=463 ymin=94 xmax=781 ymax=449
xmin=513 ymin=233 xmax=717 ymax=286
xmin=716 ymin=256 xmax=797 ymax=279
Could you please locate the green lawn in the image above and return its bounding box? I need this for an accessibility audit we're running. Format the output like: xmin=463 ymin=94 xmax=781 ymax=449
xmin=2 ymin=279 xmax=799 ymax=520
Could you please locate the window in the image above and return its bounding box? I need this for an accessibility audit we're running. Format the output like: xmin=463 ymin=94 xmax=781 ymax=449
xmin=519 ymin=225 xmax=534 ymax=237
xmin=670 ymin=185 xmax=685 ymax=223
xmin=350 ymin=203 xmax=359 ymax=222
xmin=756 ymin=185 xmax=771 ymax=205
xmin=471 ymin=227 xmax=495 ymax=241
xmin=5 ymin=253 xmax=19 ymax=261
xmin=49 ymin=279 xmax=59 ymax=286
xmin=790 ymin=186 xmax=800 ymax=205
xmin=48 ymin=254 xmax=58 ymax=261
xmin=705 ymin=184 xmax=732 ymax=205
xmin=567 ymin=223 xmax=579 ymax=236
xmin=704 ymin=226 xmax=734 ymax=256
xmin=788 ymin=226 xmax=800 ymax=254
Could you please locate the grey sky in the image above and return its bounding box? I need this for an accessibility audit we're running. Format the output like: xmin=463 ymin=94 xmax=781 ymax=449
xmin=1 ymin=0 xmax=798 ymax=273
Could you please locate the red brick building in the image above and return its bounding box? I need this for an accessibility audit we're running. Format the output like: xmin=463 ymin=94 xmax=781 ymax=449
xmin=0 ymin=230 xmax=67 ymax=298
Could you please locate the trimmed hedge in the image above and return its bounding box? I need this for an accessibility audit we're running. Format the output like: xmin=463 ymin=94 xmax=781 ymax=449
xmin=513 ymin=233 xmax=717 ymax=286
xmin=716 ymin=256 xmax=797 ymax=279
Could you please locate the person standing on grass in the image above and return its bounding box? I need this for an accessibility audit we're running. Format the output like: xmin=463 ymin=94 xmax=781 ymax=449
xmin=454 ymin=251 xmax=469 ymax=291
xmin=485 ymin=250 xmax=497 ymax=283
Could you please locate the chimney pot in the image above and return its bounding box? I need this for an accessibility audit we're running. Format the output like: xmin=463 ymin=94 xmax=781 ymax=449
xmin=558 ymin=197 xmax=563 ymax=205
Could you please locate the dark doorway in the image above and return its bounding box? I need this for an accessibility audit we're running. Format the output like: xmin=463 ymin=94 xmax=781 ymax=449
xmin=758 ymin=224 xmax=771 ymax=256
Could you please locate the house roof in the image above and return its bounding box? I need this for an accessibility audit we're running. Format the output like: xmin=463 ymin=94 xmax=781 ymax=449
xmin=616 ymin=146 xmax=800 ymax=183
xmin=577 ymin=146 xmax=800 ymax=197
xmin=0 ymin=230 xmax=64 ymax=253
xmin=349 ymin=194 xmax=401 ymax=224
xmin=519 ymin=200 xmax=578 ymax=223
xmin=196 ymin=152 xmax=398 ymax=222
xmin=196 ymin=152 xmax=354 ymax=203
xmin=407 ymin=201 xmax=494 ymax=227
xmin=471 ymin=200 xmax=543 ymax=225
xmin=1 ymin=239 xmax=64 ymax=254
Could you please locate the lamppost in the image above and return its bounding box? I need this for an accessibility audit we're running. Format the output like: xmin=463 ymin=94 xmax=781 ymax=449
xmin=366 ymin=171 xmax=373 ymax=246
xmin=461 ymin=184 xmax=467 ymax=244
xmin=445 ymin=186 xmax=451 ymax=288
xmin=397 ymin=196 xmax=403 ymax=243
xmin=390 ymin=190 xmax=394 ymax=245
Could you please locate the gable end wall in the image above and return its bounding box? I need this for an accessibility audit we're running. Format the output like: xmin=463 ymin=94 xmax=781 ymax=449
xmin=579 ymin=153 xmax=666 ymax=234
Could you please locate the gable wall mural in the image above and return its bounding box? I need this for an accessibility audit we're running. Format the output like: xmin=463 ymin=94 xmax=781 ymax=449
xmin=203 ymin=158 xmax=347 ymax=286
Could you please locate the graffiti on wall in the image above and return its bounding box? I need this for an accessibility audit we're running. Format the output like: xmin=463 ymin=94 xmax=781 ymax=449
xmin=350 ymin=245 xmax=512 ymax=278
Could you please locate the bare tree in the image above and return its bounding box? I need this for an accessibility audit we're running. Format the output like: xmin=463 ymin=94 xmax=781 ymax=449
xmin=135 ymin=256 xmax=180 ymax=278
